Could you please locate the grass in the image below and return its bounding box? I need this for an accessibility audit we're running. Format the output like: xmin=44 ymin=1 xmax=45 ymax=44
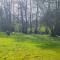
xmin=0 ymin=32 xmax=60 ymax=60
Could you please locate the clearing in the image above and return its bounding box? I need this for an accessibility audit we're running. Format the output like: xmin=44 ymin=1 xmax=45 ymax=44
xmin=0 ymin=33 xmax=60 ymax=60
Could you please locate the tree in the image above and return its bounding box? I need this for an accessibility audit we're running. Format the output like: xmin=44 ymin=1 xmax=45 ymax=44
xmin=24 ymin=0 xmax=28 ymax=33
xmin=3 ymin=0 xmax=12 ymax=31
xmin=34 ymin=1 xmax=39 ymax=33
xmin=30 ymin=0 xmax=32 ymax=33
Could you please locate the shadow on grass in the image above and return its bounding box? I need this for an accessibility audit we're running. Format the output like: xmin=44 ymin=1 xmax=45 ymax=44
xmin=14 ymin=34 xmax=60 ymax=49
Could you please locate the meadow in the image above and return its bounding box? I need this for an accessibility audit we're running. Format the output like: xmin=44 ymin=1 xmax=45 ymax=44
xmin=0 ymin=32 xmax=60 ymax=60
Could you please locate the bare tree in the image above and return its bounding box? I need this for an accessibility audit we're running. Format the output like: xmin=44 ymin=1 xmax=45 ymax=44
xmin=30 ymin=0 xmax=32 ymax=33
xmin=25 ymin=0 xmax=28 ymax=33
xmin=3 ymin=0 xmax=12 ymax=31
xmin=34 ymin=1 xmax=39 ymax=33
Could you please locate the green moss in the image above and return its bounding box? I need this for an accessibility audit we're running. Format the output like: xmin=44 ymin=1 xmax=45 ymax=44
xmin=0 ymin=33 xmax=60 ymax=60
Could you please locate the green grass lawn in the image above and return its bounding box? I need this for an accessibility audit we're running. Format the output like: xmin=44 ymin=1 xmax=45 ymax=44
xmin=0 ymin=32 xmax=60 ymax=60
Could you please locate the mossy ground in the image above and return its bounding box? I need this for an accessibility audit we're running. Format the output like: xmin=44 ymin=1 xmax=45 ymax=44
xmin=0 ymin=33 xmax=60 ymax=60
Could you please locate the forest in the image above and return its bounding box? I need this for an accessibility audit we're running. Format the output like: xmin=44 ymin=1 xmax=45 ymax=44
xmin=0 ymin=0 xmax=60 ymax=60
xmin=0 ymin=0 xmax=60 ymax=36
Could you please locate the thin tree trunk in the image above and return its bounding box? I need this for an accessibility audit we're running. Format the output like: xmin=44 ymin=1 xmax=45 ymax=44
xmin=35 ymin=2 xmax=39 ymax=33
xmin=30 ymin=0 xmax=32 ymax=33
xmin=20 ymin=1 xmax=24 ymax=33
xmin=25 ymin=0 xmax=28 ymax=33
